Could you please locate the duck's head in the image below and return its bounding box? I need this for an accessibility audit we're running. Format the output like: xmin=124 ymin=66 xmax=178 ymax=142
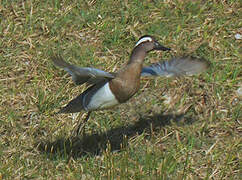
xmin=135 ymin=35 xmax=171 ymax=52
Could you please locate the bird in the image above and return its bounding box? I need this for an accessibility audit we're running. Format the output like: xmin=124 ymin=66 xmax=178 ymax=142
xmin=52 ymin=35 xmax=209 ymax=135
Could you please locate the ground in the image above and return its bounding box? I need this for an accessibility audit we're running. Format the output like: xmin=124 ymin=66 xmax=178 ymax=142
xmin=0 ymin=0 xmax=241 ymax=179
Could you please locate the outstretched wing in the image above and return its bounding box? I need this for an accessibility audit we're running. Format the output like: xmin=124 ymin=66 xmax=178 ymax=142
xmin=52 ymin=55 xmax=115 ymax=85
xmin=52 ymin=56 xmax=209 ymax=86
xmin=141 ymin=57 xmax=209 ymax=77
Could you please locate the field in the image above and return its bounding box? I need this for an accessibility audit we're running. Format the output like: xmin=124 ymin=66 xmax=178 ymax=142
xmin=0 ymin=0 xmax=241 ymax=179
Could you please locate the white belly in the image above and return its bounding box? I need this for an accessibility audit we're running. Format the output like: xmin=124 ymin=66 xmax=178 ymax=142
xmin=86 ymin=83 xmax=119 ymax=111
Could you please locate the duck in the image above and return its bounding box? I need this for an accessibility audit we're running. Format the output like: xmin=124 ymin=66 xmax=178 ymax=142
xmin=52 ymin=35 xmax=209 ymax=135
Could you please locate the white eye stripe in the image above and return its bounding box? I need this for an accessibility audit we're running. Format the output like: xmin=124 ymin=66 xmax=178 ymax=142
xmin=135 ymin=37 xmax=153 ymax=47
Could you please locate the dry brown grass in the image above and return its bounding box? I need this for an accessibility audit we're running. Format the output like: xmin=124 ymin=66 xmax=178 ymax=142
xmin=0 ymin=0 xmax=241 ymax=179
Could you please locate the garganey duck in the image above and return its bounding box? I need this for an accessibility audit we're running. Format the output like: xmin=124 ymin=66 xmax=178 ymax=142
xmin=52 ymin=35 xmax=209 ymax=135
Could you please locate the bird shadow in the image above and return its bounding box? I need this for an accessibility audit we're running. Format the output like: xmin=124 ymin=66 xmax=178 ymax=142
xmin=36 ymin=113 xmax=195 ymax=159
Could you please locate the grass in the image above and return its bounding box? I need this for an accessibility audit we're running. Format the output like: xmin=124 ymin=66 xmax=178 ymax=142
xmin=0 ymin=0 xmax=241 ymax=179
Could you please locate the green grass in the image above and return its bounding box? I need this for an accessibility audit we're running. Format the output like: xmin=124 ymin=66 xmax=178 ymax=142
xmin=0 ymin=0 xmax=241 ymax=179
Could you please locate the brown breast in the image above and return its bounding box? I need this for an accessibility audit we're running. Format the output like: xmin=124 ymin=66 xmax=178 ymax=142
xmin=109 ymin=63 xmax=142 ymax=103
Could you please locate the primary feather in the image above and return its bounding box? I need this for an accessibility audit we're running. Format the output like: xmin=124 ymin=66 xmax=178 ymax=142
xmin=141 ymin=57 xmax=209 ymax=77
xmin=52 ymin=55 xmax=115 ymax=85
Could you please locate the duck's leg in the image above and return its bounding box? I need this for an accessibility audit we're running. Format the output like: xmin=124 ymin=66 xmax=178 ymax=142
xmin=72 ymin=111 xmax=91 ymax=137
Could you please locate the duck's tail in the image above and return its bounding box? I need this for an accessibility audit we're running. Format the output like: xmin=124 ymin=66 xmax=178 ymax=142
xmin=57 ymin=93 xmax=86 ymax=113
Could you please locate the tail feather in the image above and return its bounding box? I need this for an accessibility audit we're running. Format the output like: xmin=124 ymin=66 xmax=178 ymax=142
xmin=57 ymin=93 xmax=85 ymax=113
xmin=141 ymin=57 xmax=209 ymax=77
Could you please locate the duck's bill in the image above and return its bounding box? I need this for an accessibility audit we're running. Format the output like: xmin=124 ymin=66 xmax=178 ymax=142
xmin=154 ymin=41 xmax=171 ymax=51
